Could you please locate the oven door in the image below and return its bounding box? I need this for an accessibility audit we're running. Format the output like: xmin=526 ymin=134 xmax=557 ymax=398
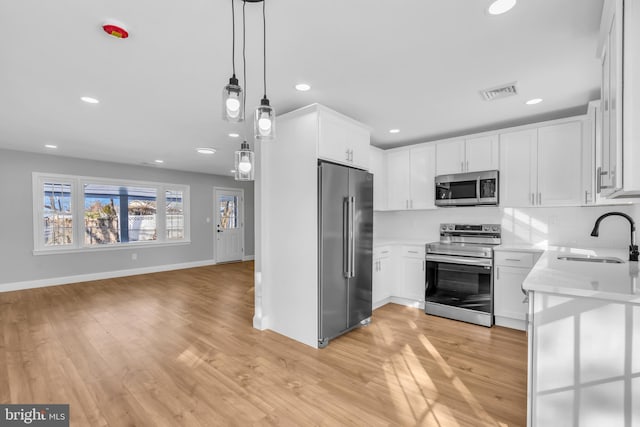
xmin=425 ymin=254 xmax=492 ymax=314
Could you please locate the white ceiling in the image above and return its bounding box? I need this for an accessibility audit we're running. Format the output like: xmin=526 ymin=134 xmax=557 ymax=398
xmin=0 ymin=0 xmax=604 ymax=176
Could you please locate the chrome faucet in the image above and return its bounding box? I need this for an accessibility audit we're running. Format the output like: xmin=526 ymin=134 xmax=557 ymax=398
xmin=590 ymin=212 xmax=639 ymax=262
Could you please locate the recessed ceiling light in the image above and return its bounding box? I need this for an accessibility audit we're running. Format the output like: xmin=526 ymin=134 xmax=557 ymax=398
xmin=80 ymin=96 xmax=99 ymax=104
xmin=197 ymin=148 xmax=217 ymax=155
xmin=526 ymin=98 xmax=543 ymax=105
xmin=229 ymin=133 xmax=240 ymax=138
xmin=295 ymin=83 xmax=311 ymax=92
xmin=389 ymin=129 xmax=400 ymax=134
xmin=488 ymin=0 xmax=517 ymax=15
xmin=44 ymin=144 xmax=58 ymax=149
xmin=154 ymin=159 xmax=164 ymax=164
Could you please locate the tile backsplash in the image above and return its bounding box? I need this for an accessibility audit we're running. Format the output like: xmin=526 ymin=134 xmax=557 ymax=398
xmin=375 ymin=203 xmax=639 ymax=249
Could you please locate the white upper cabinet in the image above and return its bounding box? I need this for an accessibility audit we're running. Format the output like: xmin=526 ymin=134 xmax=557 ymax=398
xmin=386 ymin=149 xmax=411 ymax=210
xmin=386 ymin=145 xmax=436 ymax=210
xmin=500 ymin=121 xmax=583 ymax=207
xmin=597 ymin=0 xmax=640 ymax=197
xmin=409 ymin=145 xmax=436 ymax=210
xmin=499 ymin=129 xmax=537 ymax=207
xmin=597 ymin=0 xmax=623 ymax=195
xmin=435 ymin=139 xmax=464 ymax=175
xmin=466 ymin=135 xmax=499 ymax=172
xmin=370 ymin=146 xmax=387 ymax=211
xmin=317 ymin=105 xmax=370 ymax=169
xmin=435 ymin=136 xmax=498 ymax=175
xmin=537 ymin=122 xmax=583 ymax=206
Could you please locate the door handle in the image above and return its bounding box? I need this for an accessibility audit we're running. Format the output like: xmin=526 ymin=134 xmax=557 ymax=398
xmin=343 ymin=198 xmax=350 ymax=278
xmin=349 ymin=196 xmax=355 ymax=278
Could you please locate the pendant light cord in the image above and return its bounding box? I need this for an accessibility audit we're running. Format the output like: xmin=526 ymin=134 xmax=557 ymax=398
xmin=242 ymin=0 xmax=247 ymax=118
xmin=262 ymin=0 xmax=267 ymax=98
xmin=231 ymin=0 xmax=236 ymax=76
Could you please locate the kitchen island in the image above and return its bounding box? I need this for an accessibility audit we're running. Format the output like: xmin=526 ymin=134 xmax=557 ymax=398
xmin=523 ymin=247 xmax=640 ymax=426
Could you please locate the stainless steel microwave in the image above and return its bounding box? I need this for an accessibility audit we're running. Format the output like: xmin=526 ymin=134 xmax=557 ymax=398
xmin=435 ymin=170 xmax=499 ymax=207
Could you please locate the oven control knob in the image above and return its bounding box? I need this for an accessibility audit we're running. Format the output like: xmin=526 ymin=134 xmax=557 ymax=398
xmin=483 ymin=225 xmax=489 ymax=231
xmin=448 ymin=225 xmax=453 ymax=230
xmin=441 ymin=225 xmax=447 ymax=231
xmin=492 ymin=226 xmax=498 ymax=232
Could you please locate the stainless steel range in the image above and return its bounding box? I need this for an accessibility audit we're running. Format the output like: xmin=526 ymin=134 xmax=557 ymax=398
xmin=425 ymin=223 xmax=501 ymax=327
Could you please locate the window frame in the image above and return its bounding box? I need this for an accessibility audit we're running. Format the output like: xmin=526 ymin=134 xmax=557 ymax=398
xmin=33 ymin=172 xmax=190 ymax=254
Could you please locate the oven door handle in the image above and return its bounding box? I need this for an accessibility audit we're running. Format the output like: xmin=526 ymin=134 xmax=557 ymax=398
xmin=425 ymin=254 xmax=493 ymax=267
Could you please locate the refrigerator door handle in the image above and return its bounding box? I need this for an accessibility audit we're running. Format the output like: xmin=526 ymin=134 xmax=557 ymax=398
xmin=350 ymin=196 xmax=356 ymax=278
xmin=343 ymin=197 xmax=350 ymax=278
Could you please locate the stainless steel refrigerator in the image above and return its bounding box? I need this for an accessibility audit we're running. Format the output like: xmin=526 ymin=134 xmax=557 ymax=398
xmin=318 ymin=161 xmax=373 ymax=348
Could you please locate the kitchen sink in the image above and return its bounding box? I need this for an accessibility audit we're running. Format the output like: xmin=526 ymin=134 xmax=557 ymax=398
xmin=557 ymin=255 xmax=624 ymax=264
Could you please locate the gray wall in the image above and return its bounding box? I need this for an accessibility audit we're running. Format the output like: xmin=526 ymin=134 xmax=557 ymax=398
xmin=0 ymin=148 xmax=254 ymax=285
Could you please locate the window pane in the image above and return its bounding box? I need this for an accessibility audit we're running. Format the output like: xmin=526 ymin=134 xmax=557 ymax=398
xmin=43 ymin=182 xmax=73 ymax=246
xmin=166 ymin=190 xmax=184 ymax=240
xmin=219 ymin=195 xmax=238 ymax=230
xmin=84 ymin=184 xmax=157 ymax=244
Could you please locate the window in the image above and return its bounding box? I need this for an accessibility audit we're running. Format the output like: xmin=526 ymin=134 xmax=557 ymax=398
xmin=219 ymin=194 xmax=239 ymax=230
xmin=42 ymin=182 xmax=74 ymax=247
xmin=166 ymin=189 xmax=184 ymax=240
xmin=33 ymin=173 xmax=189 ymax=253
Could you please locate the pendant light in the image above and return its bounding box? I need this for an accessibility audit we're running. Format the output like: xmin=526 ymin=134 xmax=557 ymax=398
xmin=234 ymin=140 xmax=255 ymax=181
xmin=254 ymin=0 xmax=275 ymax=141
xmin=222 ymin=0 xmax=244 ymax=122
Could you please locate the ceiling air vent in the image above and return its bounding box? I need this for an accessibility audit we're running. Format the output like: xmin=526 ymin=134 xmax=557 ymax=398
xmin=479 ymin=82 xmax=518 ymax=101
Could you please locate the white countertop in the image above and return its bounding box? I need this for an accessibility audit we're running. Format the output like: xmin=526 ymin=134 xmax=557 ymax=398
xmin=523 ymin=246 xmax=640 ymax=304
xmin=374 ymin=239 xmax=427 ymax=247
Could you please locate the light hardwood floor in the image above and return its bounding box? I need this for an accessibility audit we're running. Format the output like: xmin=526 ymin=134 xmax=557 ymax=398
xmin=0 ymin=262 xmax=527 ymax=426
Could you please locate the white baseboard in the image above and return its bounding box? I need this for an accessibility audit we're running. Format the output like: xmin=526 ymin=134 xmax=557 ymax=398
xmin=494 ymin=316 xmax=526 ymax=331
xmin=374 ymin=296 xmax=424 ymax=311
xmin=243 ymin=255 xmax=255 ymax=261
xmin=0 ymin=259 xmax=217 ymax=293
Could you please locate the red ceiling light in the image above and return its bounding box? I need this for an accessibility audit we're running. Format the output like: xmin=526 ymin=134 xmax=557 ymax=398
xmin=102 ymin=24 xmax=129 ymax=39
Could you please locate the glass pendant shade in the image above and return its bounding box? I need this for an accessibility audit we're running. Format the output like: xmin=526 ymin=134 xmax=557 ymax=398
xmin=254 ymin=96 xmax=275 ymax=140
xmin=234 ymin=141 xmax=255 ymax=181
xmin=222 ymin=75 xmax=244 ymax=122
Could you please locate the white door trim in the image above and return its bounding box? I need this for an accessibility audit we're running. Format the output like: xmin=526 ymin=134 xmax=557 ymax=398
xmin=213 ymin=187 xmax=245 ymax=263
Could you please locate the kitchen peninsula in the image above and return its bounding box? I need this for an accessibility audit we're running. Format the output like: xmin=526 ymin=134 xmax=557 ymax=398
xmin=523 ymin=247 xmax=640 ymax=426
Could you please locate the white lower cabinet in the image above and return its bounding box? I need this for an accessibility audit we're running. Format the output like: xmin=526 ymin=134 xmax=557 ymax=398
xmin=372 ymin=246 xmax=393 ymax=308
xmin=493 ymin=249 xmax=541 ymax=330
xmin=373 ymin=244 xmax=426 ymax=309
xmin=400 ymin=246 xmax=426 ymax=303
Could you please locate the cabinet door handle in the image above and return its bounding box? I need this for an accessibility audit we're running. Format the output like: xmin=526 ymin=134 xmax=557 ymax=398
xmin=408 ymin=250 xmax=419 ymax=254
xmin=530 ymin=193 xmax=534 ymax=205
xmin=422 ymin=260 xmax=425 ymax=271
xmin=538 ymin=193 xmax=541 ymax=205
xmin=496 ymin=266 xmax=499 ymax=280
xmin=596 ymin=166 xmax=602 ymax=193
xmin=466 ymin=160 xmax=469 ymax=172
xmin=505 ymin=258 xmax=522 ymax=262
xmin=410 ymin=200 xmax=413 ymax=209
xmin=460 ymin=161 xmax=464 ymax=172
xmin=406 ymin=200 xmax=409 ymax=209
xmin=584 ymin=190 xmax=589 ymax=204
xmin=345 ymin=149 xmax=350 ymax=161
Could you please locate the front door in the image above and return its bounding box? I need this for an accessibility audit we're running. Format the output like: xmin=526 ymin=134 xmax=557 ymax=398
xmin=214 ymin=187 xmax=244 ymax=263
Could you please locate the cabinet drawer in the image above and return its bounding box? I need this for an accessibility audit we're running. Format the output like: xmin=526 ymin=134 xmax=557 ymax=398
xmin=494 ymin=251 xmax=536 ymax=268
xmin=401 ymin=246 xmax=425 ymax=258
xmin=373 ymin=246 xmax=392 ymax=258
